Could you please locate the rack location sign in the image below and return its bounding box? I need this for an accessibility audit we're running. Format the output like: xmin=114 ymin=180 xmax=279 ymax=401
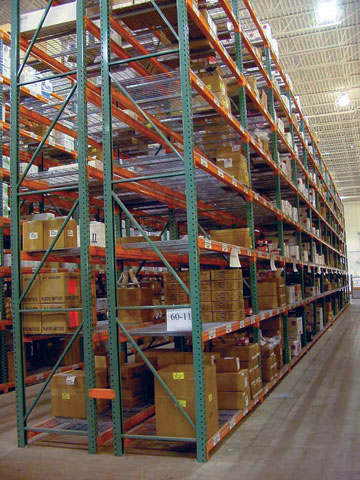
xmin=166 ymin=308 xmax=192 ymax=331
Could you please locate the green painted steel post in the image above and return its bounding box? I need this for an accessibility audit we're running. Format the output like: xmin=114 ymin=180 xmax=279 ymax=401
xmin=177 ymin=0 xmax=207 ymax=462
xmin=100 ymin=0 xmax=124 ymax=456
xmin=10 ymin=0 xmax=27 ymax=447
xmin=282 ymin=314 xmax=290 ymax=363
xmin=76 ymin=0 xmax=98 ymax=454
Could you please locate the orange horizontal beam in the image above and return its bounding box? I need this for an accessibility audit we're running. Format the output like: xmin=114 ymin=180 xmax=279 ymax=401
xmin=89 ymin=388 xmax=116 ymax=400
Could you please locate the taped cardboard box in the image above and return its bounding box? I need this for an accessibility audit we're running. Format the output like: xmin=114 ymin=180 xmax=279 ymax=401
xmin=21 ymin=274 xmax=40 ymax=305
xmin=211 ymin=300 xmax=241 ymax=312
xmin=198 ymin=67 xmax=226 ymax=96
xmin=215 ymin=357 xmax=241 ymax=373
xmin=42 ymin=304 xmax=84 ymax=334
xmin=210 ymin=279 xmax=243 ymax=292
xmin=23 ymin=220 xmax=44 ymax=251
xmin=40 ymin=272 xmax=81 ymax=305
xmin=217 ymin=387 xmax=251 ymax=410
xmin=155 ymin=364 xmax=219 ymax=438
xmin=250 ymin=377 xmax=263 ymax=398
xmin=117 ymin=286 xmax=153 ymax=324
xmin=248 ymin=365 xmax=261 ymax=382
xmin=216 ymin=369 xmax=249 ymax=392
xmin=50 ymin=360 xmax=107 ymax=419
xmin=210 ymin=269 xmax=243 ymax=281
xmin=211 ymin=290 xmax=242 ymax=302
xmin=23 ymin=305 xmax=42 ymax=334
xmin=43 ymin=217 xmax=77 ymax=250
xmin=210 ymin=228 xmax=252 ymax=249
xmin=215 ymin=146 xmax=249 ymax=186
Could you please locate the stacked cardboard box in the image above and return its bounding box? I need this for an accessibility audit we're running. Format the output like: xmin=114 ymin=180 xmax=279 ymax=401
xmin=209 ymin=228 xmax=252 ymax=249
xmin=117 ymin=285 xmax=154 ymax=325
xmin=22 ymin=272 xmax=85 ymax=334
xmin=288 ymin=316 xmax=303 ymax=357
xmin=198 ymin=67 xmax=230 ymax=112
xmin=212 ymin=343 xmax=262 ymax=399
xmin=120 ymin=363 xmax=151 ymax=407
xmin=155 ymin=364 xmax=219 ymax=438
xmin=261 ymin=316 xmax=284 ymax=354
xmin=23 ymin=216 xmax=77 ymax=252
xmin=257 ymin=273 xmax=286 ymax=310
xmin=210 ymin=269 xmax=245 ymax=322
xmin=50 ymin=356 xmax=108 ymax=419
xmin=261 ymin=346 xmax=278 ymax=382
xmin=215 ymin=145 xmax=250 ymax=187
xmin=216 ymin=358 xmax=250 ymax=410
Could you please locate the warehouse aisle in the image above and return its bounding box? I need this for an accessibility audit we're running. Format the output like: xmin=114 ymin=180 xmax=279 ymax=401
xmin=0 ymin=302 xmax=359 ymax=480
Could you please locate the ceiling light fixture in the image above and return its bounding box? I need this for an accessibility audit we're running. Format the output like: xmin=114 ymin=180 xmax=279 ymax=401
xmin=315 ymin=0 xmax=341 ymax=26
xmin=336 ymin=92 xmax=350 ymax=107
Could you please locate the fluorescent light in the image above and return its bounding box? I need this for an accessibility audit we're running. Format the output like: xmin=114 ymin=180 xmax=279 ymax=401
xmin=336 ymin=92 xmax=350 ymax=107
xmin=315 ymin=1 xmax=340 ymax=26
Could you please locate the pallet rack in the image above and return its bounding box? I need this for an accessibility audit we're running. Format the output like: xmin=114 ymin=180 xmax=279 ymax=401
xmin=7 ymin=0 xmax=349 ymax=463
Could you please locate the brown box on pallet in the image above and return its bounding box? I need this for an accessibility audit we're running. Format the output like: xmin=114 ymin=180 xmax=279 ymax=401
xmin=21 ymin=274 xmax=40 ymax=305
xmin=216 ymin=369 xmax=249 ymax=392
xmin=43 ymin=218 xmax=77 ymax=250
xmin=40 ymin=272 xmax=81 ymax=305
xmin=42 ymin=304 xmax=84 ymax=334
xmin=210 ymin=228 xmax=252 ymax=249
xmin=217 ymin=387 xmax=251 ymax=410
xmin=117 ymin=286 xmax=153 ymax=324
xmin=155 ymin=364 xmax=219 ymax=438
xmin=23 ymin=305 xmax=42 ymax=334
xmin=50 ymin=359 xmax=108 ymax=419
xmin=23 ymin=220 xmax=44 ymax=251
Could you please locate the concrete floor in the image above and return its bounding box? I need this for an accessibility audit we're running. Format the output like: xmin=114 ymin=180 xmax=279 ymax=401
xmin=0 ymin=301 xmax=359 ymax=480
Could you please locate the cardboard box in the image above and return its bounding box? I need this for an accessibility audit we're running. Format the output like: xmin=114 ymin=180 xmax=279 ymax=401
xmin=43 ymin=218 xmax=77 ymax=250
xmin=261 ymin=354 xmax=277 ymax=381
xmin=117 ymin=287 xmax=153 ymax=324
xmin=211 ymin=300 xmax=240 ymax=312
xmin=155 ymin=364 xmax=219 ymax=438
xmin=61 ymin=337 xmax=82 ymax=366
xmin=21 ymin=274 xmax=40 ymax=305
xmin=211 ymin=290 xmax=241 ymax=302
xmin=211 ymin=310 xmax=243 ymax=323
xmin=156 ymin=352 xmax=218 ymax=370
xmin=40 ymin=272 xmax=81 ymax=305
xmin=23 ymin=305 xmax=42 ymax=334
xmin=50 ymin=363 xmax=108 ymax=419
xmin=217 ymin=387 xmax=251 ymax=410
xmin=216 ymin=146 xmax=249 ymax=186
xmin=274 ymin=345 xmax=283 ymax=369
xmin=210 ymin=269 xmax=243 ymax=281
xmin=248 ymin=365 xmax=261 ymax=382
xmin=215 ymin=357 xmax=241 ymax=373
xmin=211 ymin=279 xmax=243 ymax=292
xmin=23 ymin=220 xmax=44 ymax=251
xmin=258 ymin=295 xmax=280 ymax=310
xmin=210 ymin=228 xmax=252 ymax=249
xmin=216 ymin=369 xmax=249 ymax=392
xmin=199 ymin=68 xmax=226 ymax=96
xmin=250 ymin=377 xmax=262 ymax=398
xmin=42 ymin=304 xmax=82 ymax=334
xmin=261 ymin=316 xmax=282 ymax=330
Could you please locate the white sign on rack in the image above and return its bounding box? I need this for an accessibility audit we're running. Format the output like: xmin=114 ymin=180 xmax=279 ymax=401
xmin=166 ymin=308 xmax=192 ymax=331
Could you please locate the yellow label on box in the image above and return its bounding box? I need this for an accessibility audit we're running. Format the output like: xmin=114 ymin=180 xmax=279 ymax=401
xmin=209 ymin=393 xmax=213 ymax=402
xmin=173 ymin=372 xmax=184 ymax=380
xmin=178 ymin=399 xmax=187 ymax=408
xmin=62 ymin=393 xmax=70 ymax=400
